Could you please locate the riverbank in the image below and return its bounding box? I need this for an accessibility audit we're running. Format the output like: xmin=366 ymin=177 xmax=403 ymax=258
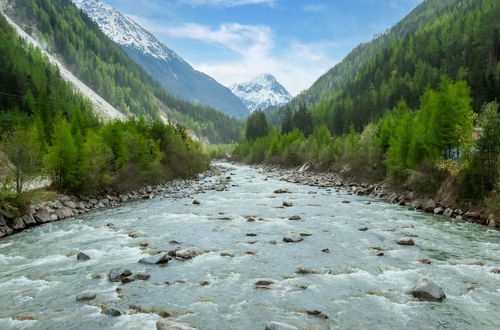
xmin=255 ymin=162 xmax=498 ymax=229
xmin=0 ymin=165 xmax=229 ymax=239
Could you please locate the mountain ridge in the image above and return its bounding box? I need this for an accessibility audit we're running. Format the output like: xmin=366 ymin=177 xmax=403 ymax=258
xmin=73 ymin=0 xmax=249 ymax=119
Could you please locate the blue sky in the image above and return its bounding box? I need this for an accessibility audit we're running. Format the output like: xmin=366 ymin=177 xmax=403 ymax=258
xmin=104 ymin=0 xmax=422 ymax=95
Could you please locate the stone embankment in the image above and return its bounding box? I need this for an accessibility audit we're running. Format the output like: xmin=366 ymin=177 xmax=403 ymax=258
xmin=0 ymin=165 xmax=229 ymax=239
xmin=259 ymin=164 xmax=497 ymax=229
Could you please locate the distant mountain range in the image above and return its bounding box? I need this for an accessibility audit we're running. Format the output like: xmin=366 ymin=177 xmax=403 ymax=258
xmin=230 ymin=74 xmax=292 ymax=113
xmin=72 ymin=0 xmax=249 ymax=119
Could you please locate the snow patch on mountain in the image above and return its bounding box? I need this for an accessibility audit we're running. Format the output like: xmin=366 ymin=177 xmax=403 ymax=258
xmin=72 ymin=0 xmax=183 ymax=62
xmin=230 ymin=74 xmax=292 ymax=113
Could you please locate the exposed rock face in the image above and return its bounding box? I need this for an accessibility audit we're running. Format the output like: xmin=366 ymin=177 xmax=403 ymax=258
xmin=156 ymin=320 xmax=198 ymax=330
xmin=265 ymin=321 xmax=299 ymax=330
xmin=411 ymin=277 xmax=446 ymax=302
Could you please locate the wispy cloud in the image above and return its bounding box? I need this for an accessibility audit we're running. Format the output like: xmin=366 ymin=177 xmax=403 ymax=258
xmin=165 ymin=23 xmax=273 ymax=55
xmin=302 ymin=4 xmax=326 ymax=12
xmin=179 ymin=0 xmax=276 ymax=7
xmin=162 ymin=22 xmax=336 ymax=94
xmin=129 ymin=15 xmax=337 ymax=95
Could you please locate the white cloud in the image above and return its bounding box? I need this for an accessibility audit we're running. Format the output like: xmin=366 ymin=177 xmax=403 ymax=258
xmin=132 ymin=17 xmax=337 ymax=95
xmin=164 ymin=23 xmax=336 ymax=95
xmin=180 ymin=0 xmax=276 ymax=7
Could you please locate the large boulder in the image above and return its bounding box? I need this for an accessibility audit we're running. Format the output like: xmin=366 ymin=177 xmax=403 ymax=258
xmin=265 ymin=321 xmax=299 ymax=330
xmin=56 ymin=207 xmax=74 ymax=220
xmin=423 ymin=199 xmax=437 ymax=212
xmin=34 ymin=209 xmax=52 ymax=223
xmin=156 ymin=320 xmax=198 ymax=330
xmin=13 ymin=218 xmax=25 ymax=230
xmin=433 ymin=207 xmax=443 ymax=215
xmin=21 ymin=214 xmax=37 ymax=227
xmin=63 ymin=200 xmax=77 ymax=209
xmin=139 ymin=253 xmax=170 ymax=264
xmin=443 ymin=208 xmax=454 ymax=217
xmin=0 ymin=225 xmax=13 ymax=236
xmin=411 ymin=277 xmax=445 ymax=302
xmin=108 ymin=268 xmax=132 ymax=282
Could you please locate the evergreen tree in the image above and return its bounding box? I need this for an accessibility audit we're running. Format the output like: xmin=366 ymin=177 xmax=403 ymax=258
xmin=245 ymin=111 xmax=269 ymax=141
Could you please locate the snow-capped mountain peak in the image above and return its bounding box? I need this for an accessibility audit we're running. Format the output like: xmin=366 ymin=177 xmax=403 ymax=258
xmin=230 ymin=74 xmax=292 ymax=113
xmin=72 ymin=0 xmax=183 ymax=62
xmin=72 ymin=0 xmax=249 ymax=118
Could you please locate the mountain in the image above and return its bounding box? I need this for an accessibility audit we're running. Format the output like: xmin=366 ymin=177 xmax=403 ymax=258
xmin=230 ymin=74 xmax=292 ymax=113
xmin=268 ymin=0 xmax=469 ymax=120
xmin=72 ymin=0 xmax=249 ymax=119
xmin=3 ymin=0 xmax=243 ymax=143
xmin=309 ymin=0 xmax=500 ymax=135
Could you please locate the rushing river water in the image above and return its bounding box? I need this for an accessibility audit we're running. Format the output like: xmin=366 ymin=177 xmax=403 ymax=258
xmin=0 ymin=163 xmax=499 ymax=330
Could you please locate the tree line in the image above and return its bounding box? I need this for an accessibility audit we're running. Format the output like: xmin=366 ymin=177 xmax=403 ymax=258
xmin=235 ymin=80 xmax=499 ymax=212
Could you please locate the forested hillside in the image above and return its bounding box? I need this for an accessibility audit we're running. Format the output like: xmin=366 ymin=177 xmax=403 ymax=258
xmin=311 ymin=0 xmax=499 ymax=135
xmin=0 ymin=11 xmax=209 ymax=214
xmin=3 ymin=0 xmax=242 ymax=143
xmin=235 ymin=0 xmax=500 ymax=214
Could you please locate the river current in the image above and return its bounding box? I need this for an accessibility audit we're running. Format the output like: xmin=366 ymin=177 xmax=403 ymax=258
xmin=0 ymin=163 xmax=499 ymax=330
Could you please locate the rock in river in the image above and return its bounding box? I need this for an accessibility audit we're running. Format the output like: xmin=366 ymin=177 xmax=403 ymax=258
xmin=77 ymin=252 xmax=91 ymax=261
xmin=139 ymin=253 xmax=170 ymax=264
xmin=76 ymin=292 xmax=96 ymax=301
xmin=411 ymin=277 xmax=445 ymax=302
xmin=288 ymin=216 xmax=301 ymax=221
xmin=108 ymin=268 xmax=132 ymax=282
xmin=175 ymin=248 xmax=197 ymax=260
xmin=156 ymin=319 xmax=198 ymax=330
xmin=283 ymin=235 xmax=304 ymax=243
xmin=265 ymin=321 xmax=298 ymax=330
xmin=397 ymin=237 xmax=415 ymax=246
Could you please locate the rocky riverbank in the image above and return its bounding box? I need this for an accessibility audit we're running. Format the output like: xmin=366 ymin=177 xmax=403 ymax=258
xmin=0 ymin=165 xmax=230 ymax=239
xmin=256 ymin=163 xmax=498 ymax=229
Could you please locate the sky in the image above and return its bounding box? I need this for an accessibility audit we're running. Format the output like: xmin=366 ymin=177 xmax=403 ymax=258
xmin=104 ymin=0 xmax=423 ymax=96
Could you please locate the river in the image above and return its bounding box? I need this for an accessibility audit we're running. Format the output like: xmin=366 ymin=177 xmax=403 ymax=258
xmin=0 ymin=163 xmax=499 ymax=330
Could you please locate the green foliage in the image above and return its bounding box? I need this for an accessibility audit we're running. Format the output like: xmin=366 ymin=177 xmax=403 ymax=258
xmin=0 ymin=126 xmax=43 ymax=194
xmin=304 ymin=0 xmax=500 ymax=136
xmin=4 ymin=1 xmax=242 ymax=143
xmin=245 ymin=111 xmax=269 ymax=141
xmin=0 ymin=11 xmax=210 ymax=197
xmin=280 ymin=104 xmax=313 ymax=136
